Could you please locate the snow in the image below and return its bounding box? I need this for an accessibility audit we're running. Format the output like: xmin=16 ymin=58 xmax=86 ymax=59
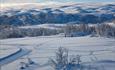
xmin=0 ymin=35 xmax=115 ymax=70
xmin=0 ymin=46 xmax=20 ymax=59
xmin=106 ymin=23 xmax=115 ymax=27
xmin=19 ymin=24 xmax=65 ymax=29
xmin=0 ymin=48 xmax=30 ymax=66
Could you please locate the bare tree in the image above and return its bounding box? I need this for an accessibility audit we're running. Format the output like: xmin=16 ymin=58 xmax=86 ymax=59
xmin=50 ymin=47 xmax=83 ymax=70
xmin=50 ymin=47 xmax=69 ymax=70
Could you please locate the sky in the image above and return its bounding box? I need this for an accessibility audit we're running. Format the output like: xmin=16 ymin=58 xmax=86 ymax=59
xmin=0 ymin=0 xmax=115 ymax=3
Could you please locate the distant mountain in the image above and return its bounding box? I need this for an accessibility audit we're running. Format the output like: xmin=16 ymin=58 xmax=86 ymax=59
xmin=0 ymin=2 xmax=115 ymax=26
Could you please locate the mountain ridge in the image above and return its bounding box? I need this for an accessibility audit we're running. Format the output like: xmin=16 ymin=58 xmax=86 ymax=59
xmin=0 ymin=2 xmax=115 ymax=26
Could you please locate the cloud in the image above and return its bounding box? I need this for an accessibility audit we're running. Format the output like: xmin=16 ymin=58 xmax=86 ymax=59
xmin=1 ymin=0 xmax=115 ymax=4
xmin=0 ymin=0 xmax=38 ymax=3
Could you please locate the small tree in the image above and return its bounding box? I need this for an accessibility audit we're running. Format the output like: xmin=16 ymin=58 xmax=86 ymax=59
xmin=50 ymin=47 xmax=83 ymax=70
xmin=20 ymin=62 xmax=28 ymax=69
xmin=50 ymin=47 xmax=69 ymax=70
xmin=27 ymin=58 xmax=35 ymax=65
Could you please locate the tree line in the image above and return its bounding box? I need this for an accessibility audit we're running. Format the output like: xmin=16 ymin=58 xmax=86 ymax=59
xmin=0 ymin=21 xmax=115 ymax=39
xmin=63 ymin=22 xmax=115 ymax=38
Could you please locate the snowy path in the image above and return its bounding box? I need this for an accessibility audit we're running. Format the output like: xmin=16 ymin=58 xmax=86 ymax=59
xmin=0 ymin=46 xmax=20 ymax=60
xmin=0 ymin=48 xmax=30 ymax=66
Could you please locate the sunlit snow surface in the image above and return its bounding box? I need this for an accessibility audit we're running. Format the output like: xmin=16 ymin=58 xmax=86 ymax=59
xmin=0 ymin=36 xmax=115 ymax=70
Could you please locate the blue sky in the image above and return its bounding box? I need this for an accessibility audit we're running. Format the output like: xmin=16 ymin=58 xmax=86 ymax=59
xmin=1 ymin=0 xmax=115 ymax=3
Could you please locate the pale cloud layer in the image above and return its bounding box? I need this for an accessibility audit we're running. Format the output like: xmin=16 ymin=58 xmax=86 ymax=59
xmin=1 ymin=0 xmax=115 ymax=3
xmin=0 ymin=0 xmax=38 ymax=3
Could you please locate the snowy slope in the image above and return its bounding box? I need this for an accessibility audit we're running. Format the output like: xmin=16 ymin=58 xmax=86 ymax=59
xmin=19 ymin=24 xmax=65 ymax=29
xmin=0 ymin=36 xmax=115 ymax=70
xmin=106 ymin=23 xmax=115 ymax=27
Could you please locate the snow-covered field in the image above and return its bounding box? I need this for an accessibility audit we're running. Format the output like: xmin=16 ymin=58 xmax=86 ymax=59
xmin=0 ymin=36 xmax=115 ymax=70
